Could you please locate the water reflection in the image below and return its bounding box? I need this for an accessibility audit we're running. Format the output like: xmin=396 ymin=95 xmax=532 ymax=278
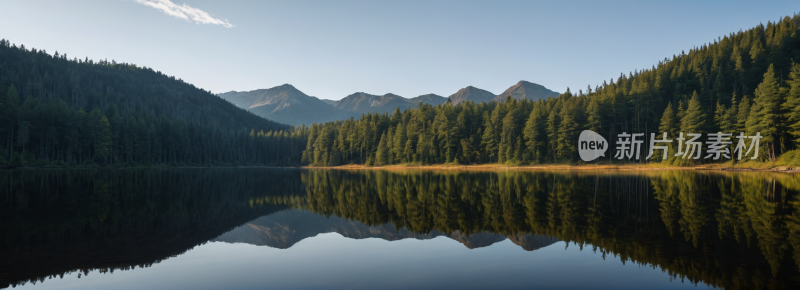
xmin=1 ymin=168 xmax=799 ymax=289
xmin=0 ymin=169 xmax=294 ymax=288
xmin=214 ymin=209 xmax=559 ymax=250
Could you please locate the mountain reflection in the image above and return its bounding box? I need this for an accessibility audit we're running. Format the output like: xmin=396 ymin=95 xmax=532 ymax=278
xmin=1 ymin=169 xmax=800 ymax=289
xmin=214 ymin=209 xmax=559 ymax=250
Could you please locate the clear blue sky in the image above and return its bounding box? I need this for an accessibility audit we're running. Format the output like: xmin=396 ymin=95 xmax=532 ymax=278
xmin=0 ymin=0 xmax=797 ymax=100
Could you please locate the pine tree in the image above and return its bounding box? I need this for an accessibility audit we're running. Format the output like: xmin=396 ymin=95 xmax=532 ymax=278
xmin=680 ymin=91 xmax=706 ymax=135
xmin=737 ymin=95 xmax=750 ymax=133
xmin=746 ymin=102 xmax=764 ymax=135
xmin=587 ymin=99 xmax=602 ymax=132
xmin=481 ymin=113 xmax=497 ymax=162
xmin=723 ymin=93 xmax=739 ymax=133
xmin=498 ymin=140 xmax=506 ymax=164
xmin=657 ymin=102 xmax=677 ymax=161
xmin=557 ymin=106 xmax=578 ymax=161
xmin=546 ymin=109 xmax=560 ymax=162
xmin=783 ymin=62 xmax=800 ymax=146
xmin=94 ymin=115 xmax=112 ymax=165
xmin=376 ymin=133 xmax=389 ymax=166
xmin=393 ymin=123 xmax=407 ymax=163
xmin=659 ymin=102 xmax=677 ymax=136
xmin=386 ymin=127 xmax=395 ymax=163
xmin=2 ymin=84 xmax=19 ymax=160
xmin=714 ymin=101 xmax=727 ymax=132
xmin=523 ymin=104 xmax=546 ymax=164
xmin=753 ymin=64 xmax=784 ymax=160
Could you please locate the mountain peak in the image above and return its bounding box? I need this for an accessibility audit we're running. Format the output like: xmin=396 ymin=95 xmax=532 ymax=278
xmin=220 ymin=81 xmax=555 ymax=126
xmin=448 ymin=86 xmax=495 ymax=105
xmin=493 ymin=81 xmax=559 ymax=103
xmin=218 ymin=85 xmax=350 ymax=126
xmin=275 ymin=83 xmax=300 ymax=91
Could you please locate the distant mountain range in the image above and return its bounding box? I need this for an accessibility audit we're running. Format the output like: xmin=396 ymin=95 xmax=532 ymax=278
xmin=218 ymin=81 xmax=559 ymax=126
xmin=216 ymin=84 xmax=352 ymax=126
xmin=214 ymin=209 xmax=559 ymax=251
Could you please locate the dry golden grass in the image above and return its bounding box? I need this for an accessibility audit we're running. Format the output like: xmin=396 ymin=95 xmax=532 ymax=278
xmin=304 ymin=159 xmax=800 ymax=173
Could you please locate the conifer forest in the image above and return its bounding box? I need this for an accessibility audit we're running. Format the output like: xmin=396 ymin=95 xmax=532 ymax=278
xmin=4 ymin=15 xmax=800 ymax=168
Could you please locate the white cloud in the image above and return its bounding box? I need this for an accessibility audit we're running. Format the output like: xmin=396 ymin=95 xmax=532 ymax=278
xmin=134 ymin=0 xmax=234 ymax=28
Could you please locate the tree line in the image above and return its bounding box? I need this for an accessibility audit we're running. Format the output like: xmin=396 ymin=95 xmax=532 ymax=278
xmin=4 ymin=14 xmax=800 ymax=168
xmin=302 ymin=14 xmax=800 ymax=166
xmin=0 ymin=39 xmax=306 ymax=167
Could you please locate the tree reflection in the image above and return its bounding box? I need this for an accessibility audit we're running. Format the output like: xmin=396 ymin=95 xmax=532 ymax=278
xmin=248 ymin=169 xmax=800 ymax=289
xmin=3 ymin=169 xmax=800 ymax=289
xmin=0 ymin=169 xmax=294 ymax=288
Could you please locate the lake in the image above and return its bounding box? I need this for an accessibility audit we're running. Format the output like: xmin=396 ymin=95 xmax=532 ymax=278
xmin=1 ymin=168 xmax=798 ymax=289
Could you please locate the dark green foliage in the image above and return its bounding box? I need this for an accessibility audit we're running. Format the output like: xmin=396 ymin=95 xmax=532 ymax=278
xmin=785 ymin=62 xmax=800 ymax=144
xmin=301 ymin=15 xmax=800 ymax=165
xmin=0 ymin=39 xmax=306 ymax=167
xmin=6 ymin=14 xmax=800 ymax=167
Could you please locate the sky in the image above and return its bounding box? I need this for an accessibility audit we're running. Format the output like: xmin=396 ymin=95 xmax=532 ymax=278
xmin=0 ymin=1 xmax=798 ymax=100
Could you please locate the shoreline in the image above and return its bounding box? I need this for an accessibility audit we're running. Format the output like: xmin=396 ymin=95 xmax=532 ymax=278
xmin=303 ymin=163 xmax=800 ymax=173
xmin=3 ymin=163 xmax=798 ymax=173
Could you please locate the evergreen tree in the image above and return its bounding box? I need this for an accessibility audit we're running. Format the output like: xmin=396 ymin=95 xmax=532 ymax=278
xmin=2 ymin=84 xmax=19 ymax=160
xmin=481 ymin=112 xmax=498 ymax=162
xmin=523 ymin=103 xmax=546 ymax=164
xmin=376 ymin=133 xmax=389 ymax=165
xmin=94 ymin=114 xmax=112 ymax=165
xmin=557 ymin=106 xmax=578 ymax=161
xmin=783 ymin=63 xmax=800 ymax=145
xmin=587 ymin=99 xmax=602 ymax=132
xmin=393 ymin=123 xmax=407 ymax=163
xmin=655 ymin=102 xmax=677 ymax=162
xmin=753 ymin=64 xmax=784 ymax=160
xmin=723 ymin=93 xmax=739 ymax=133
xmin=714 ymin=101 xmax=727 ymax=132
xmin=680 ymin=91 xmax=706 ymax=135
xmin=546 ymin=109 xmax=560 ymax=162
xmin=659 ymin=102 xmax=677 ymax=138
xmin=737 ymin=95 xmax=751 ymax=133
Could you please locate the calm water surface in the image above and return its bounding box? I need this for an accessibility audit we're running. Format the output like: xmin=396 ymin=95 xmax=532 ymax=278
xmin=1 ymin=168 xmax=798 ymax=289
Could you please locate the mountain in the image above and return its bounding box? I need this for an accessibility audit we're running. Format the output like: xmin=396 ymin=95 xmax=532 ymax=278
xmin=214 ymin=209 xmax=560 ymax=250
xmin=493 ymin=80 xmax=559 ymax=102
xmin=220 ymin=81 xmax=557 ymax=126
xmin=320 ymin=99 xmax=337 ymax=105
xmin=334 ymin=92 xmax=412 ymax=115
xmin=220 ymin=86 xmax=451 ymax=126
xmin=334 ymin=92 xmax=447 ymax=114
xmin=447 ymin=231 xmax=507 ymax=249
xmin=218 ymin=84 xmax=353 ymax=126
xmin=409 ymin=93 xmax=448 ymax=106
xmin=214 ymin=209 xmax=440 ymax=249
xmin=507 ymin=233 xmax=560 ymax=251
xmin=447 ymin=86 xmax=496 ymax=105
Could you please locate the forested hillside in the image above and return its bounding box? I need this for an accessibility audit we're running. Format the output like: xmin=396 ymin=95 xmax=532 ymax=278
xmin=302 ymin=15 xmax=800 ymax=166
xmin=5 ymin=14 xmax=800 ymax=169
xmin=0 ymin=40 xmax=305 ymax=167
